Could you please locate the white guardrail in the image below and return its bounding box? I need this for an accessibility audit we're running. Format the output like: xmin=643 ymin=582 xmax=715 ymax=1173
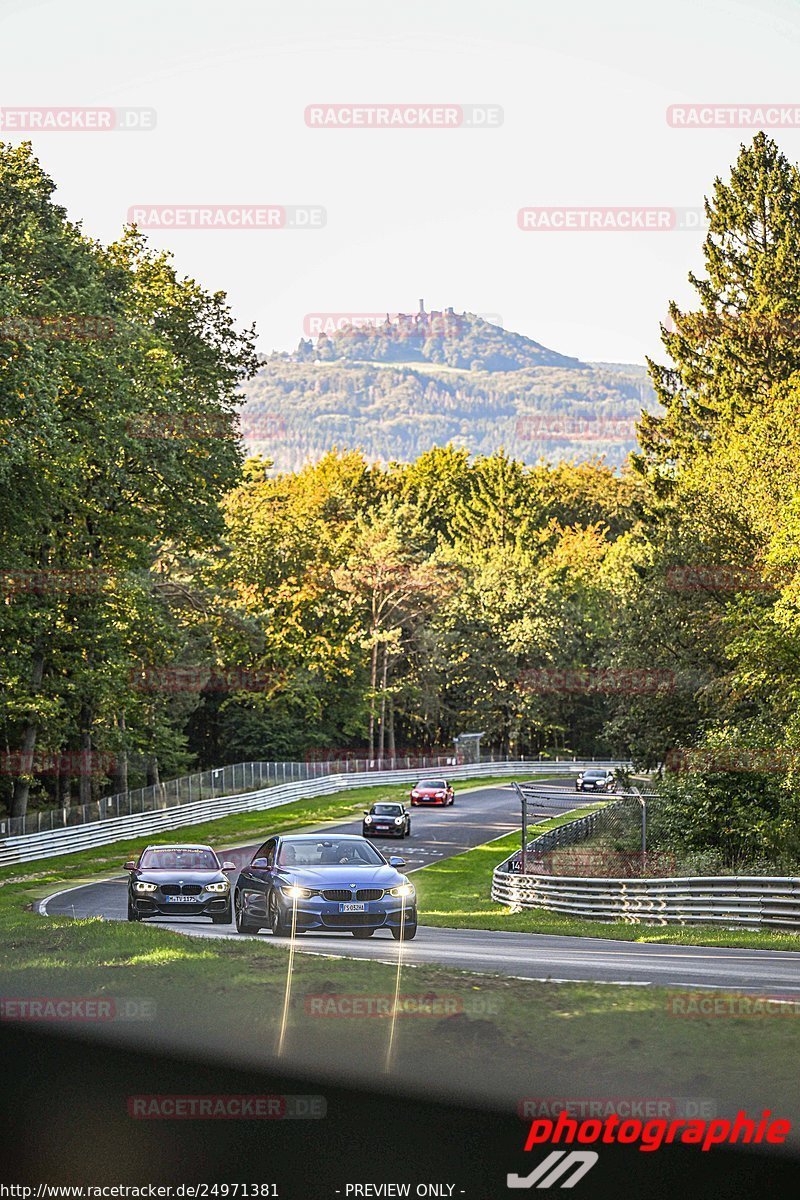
xmin=492 ymin=811 xmax=800 ymax=931
xmin=0 ymin=759 xmax=616 ymax=867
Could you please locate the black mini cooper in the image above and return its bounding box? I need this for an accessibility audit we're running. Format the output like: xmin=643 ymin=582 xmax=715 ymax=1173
xmin=125 ymin=843 xmax=235 ymax=923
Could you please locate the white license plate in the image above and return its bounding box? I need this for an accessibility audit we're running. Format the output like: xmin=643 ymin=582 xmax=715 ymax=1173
xmin=339 ymin=902 xmax=365 ymax=913
xmin=166 ymin=895 xmax=198 ymax=903
xmin=375 ymin=825 xmax=389 ymax=831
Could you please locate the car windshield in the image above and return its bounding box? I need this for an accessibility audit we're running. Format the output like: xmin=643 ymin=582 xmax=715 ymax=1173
xmin=584 ymin=771 xmax=605 ymax=779
xmin=277 ymin=839 xmax=385 ymax=867
xmin=139 ymin=848 xmax=219 ymax=870
xmin=420 ymin=780 xmax=445 ymax=789
xmin=372 ymin=804 xmax=402 ymax=815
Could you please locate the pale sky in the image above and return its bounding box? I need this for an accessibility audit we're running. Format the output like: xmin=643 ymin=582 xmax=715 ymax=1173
xmin=2 ymin=0 xmax=800 ymax=364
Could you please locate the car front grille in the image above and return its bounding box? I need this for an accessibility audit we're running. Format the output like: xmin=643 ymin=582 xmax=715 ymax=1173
xmin=356 ymin=889 xmax=383 ymax=902
xmin=322 ymin=913 xmax=385 ymax=928
xmin=322 ymin=889 xmax=352 ymax=902
xmin=160 ymin=884 xmax=203 ymax=896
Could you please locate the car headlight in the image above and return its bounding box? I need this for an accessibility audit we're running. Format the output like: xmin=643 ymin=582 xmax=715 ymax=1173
xmin=390 ymin=883 xmax=415 ymax=898
xmin=205 ymin=881 xmax=230 ymax=893
xmin=364 ymin=815 xmax=373 ymax=823
xmin=411 ymin=791 xmax=419 ymax=798
xmin=394 ymin=817 xmax=403 ymax=825
xmin=134 ymin=881 xmax=157 ymax=893
xmin=283 ymin=885 xmax=313 ymax=900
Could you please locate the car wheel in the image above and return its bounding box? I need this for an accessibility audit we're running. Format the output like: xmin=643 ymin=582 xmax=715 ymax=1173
xmin=391 ymin=922 xmax=418 ymax=941
xmin=406 ymin=823 xmax=412 ymax=836
xmin=234 ymin=890 xmax=262 ymax=934
xmin=268 ymin=890 xmax=292 ymax=937
xmin=127 ymin=898 xmax=140 ymax=922
xmin=352 ymin=928 xmax=375 ymax=938
xmin=212 ymin=904 xmax=232 ymax=925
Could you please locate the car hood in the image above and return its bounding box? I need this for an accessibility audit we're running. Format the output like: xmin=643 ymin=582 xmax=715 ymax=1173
xmin=276 ymin=865 xmax=405 ymax=888
xmin=133 ymin=869 xmax=228 ymax=885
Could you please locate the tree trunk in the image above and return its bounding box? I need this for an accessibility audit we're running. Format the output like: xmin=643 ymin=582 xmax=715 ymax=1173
xmin=10 ymin=651 xmax=45 ymax=819
xmin=378 ymin=643 xmax=389 ymax=760
xmin=146 ymin=755 xmax=160 ymax=787
xmin=368 ymin=634 xmax=378 ymax=760
xmin=387 ymin=696 xmax=396 ymax=760
xmin=78 ymin=704 xmax=93 ymax=807
xmin=111 ymin=713 xmax=128 ymax=795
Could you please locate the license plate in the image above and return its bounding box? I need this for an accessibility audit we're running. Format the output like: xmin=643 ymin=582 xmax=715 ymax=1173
xmin=339 ymin=902 xmax=365 ymax=913
xmin=166 ymin=895 xmax=198 ymax=903
xmin=376 ymin=825 xmax=389 ymax=831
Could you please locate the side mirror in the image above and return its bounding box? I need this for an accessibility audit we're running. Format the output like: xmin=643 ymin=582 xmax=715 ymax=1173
xmin=389 ymin=856 xmax=406 ymax=867
xmin=252 ymin=857 xmax=269 ymax=869
xmin=123 ymin=861 xmax=136 ymax=871
xmin=221 ymin=861 xmax=236 ymax=871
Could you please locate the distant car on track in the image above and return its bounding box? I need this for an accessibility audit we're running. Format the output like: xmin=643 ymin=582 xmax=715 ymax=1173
xmin=234 ymin=833 xmax=417 ymax=940
xmin=575 ymin=768 xmax=616 ymax=793
xmin=363 ymin=801 xmax=411 ymax=838
xmin=125 ymin=843 xmax=235 ymax=923
xmin=410 ymin=779 xmax=454 ymax=806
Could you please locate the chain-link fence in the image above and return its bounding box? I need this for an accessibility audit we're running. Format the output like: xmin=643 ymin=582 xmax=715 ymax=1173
xmin=1 ymin=751 xmax=584 ymax=838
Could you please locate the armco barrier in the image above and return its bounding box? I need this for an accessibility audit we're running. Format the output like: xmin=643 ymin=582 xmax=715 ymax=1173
xmin=0 ymin=760 xmax=625 ymax=867
xmin=492 ymin=803 xmax=800 ymax=930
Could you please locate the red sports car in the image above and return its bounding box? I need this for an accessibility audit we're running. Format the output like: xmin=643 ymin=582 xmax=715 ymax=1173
xmin=410 ymin=779 xmax=455 ymax=806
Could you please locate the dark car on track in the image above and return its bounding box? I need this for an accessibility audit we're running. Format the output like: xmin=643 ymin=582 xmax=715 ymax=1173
xmin=409 ymin=779 xmax=454 ymax=806
xmin=362 ymin=801 xmax=411 ymax=838
xmin=234 ymin=833 xmax=417 ymax=940
xmin=125 ymin=843 xmax=236 ymax=923
xmin=575 ymin=768 xmax=616 ymax=793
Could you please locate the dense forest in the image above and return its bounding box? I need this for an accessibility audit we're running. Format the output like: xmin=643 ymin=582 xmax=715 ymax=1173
xmin=3 ymin=133 xmax=800 ymax=865
xmin=243 ymin=316 xmax=656 ymax=470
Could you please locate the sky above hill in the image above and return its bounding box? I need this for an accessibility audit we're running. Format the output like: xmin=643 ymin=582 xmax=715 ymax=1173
xmin=2 ymin=0 xmax=800 ymax=364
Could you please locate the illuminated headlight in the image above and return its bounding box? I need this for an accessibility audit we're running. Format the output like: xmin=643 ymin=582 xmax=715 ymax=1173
xmin=411 ymin=791 xmax=419 ymax=798
xmin=394 ymin=817 xmax=403 ymax=825
xmin=283 ymin=885 xmax=313 ymax=900
xmin=205 ymin=881 xmax=230 ymax=893
xmin=364 ymin=816 xmax=373 ymax=823
xmin=390 ymin=883 xmax=415 ymax=898
xmin=134 ymin=881 xmax=157 ymax=893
